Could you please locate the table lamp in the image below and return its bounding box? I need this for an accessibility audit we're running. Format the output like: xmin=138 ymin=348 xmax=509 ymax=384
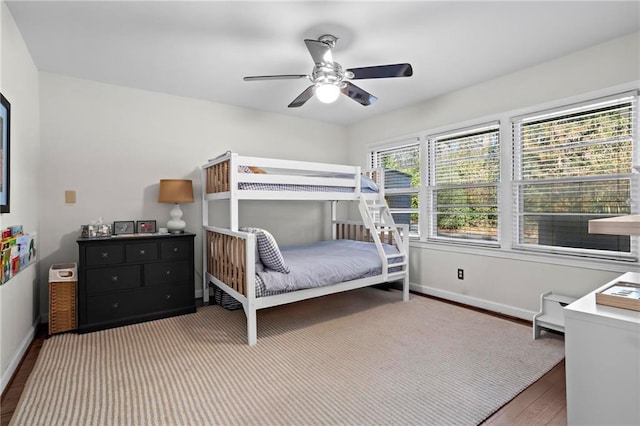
xmin=158 ymin=179 xmax=194 ymax=233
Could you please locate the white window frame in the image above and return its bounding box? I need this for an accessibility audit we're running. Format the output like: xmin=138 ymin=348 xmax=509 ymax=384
xmin=511 ymin=91 xmax=639 ymax=261
xmin=426 ymin=122 xmax=501 ymax=246
xmin=369 ymin=138 xmax=421 ymax=237
xmin=366 ymin=83 xmax=640 ymax=267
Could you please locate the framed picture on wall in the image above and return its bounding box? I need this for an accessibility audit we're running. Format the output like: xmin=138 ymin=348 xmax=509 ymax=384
xmin=0 ymin=93 xmax=10 ymax=214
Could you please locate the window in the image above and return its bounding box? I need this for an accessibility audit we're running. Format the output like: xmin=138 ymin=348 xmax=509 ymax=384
xmin=370 ymin=141 xmax=420 ymax=235
xmin=367 ymin=87 xmax=638 ymax=262
xmin=428 ymin=124 xmax=500 ymax=243
xmin=512 ymin=93 xmax=638 ymax=258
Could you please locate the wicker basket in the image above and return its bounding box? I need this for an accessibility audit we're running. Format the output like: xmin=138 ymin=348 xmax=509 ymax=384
xmin=49 ymin=281 xmax=77 ymax=334
xmin=49 ymin=263 xmax=77 ymax=335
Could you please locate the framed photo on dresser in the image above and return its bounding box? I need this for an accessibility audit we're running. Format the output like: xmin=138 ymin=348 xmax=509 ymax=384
xmin=136 ymin=220 xmax=157 ymax=234
xmin=113 ymin=221 xmax=135 ymax=235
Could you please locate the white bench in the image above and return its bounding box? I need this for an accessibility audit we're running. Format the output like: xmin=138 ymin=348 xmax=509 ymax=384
xmin=533 ymin=291 xmax=577 ymax=339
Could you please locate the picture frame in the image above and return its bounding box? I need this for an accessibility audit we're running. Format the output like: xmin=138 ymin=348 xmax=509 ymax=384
xmin=113 ymin=221 xmax=135 ymax=235
xmin=0 ymin=93 xmax=10 ymax=214
xmin=136 ymin=220 xmax=157 ymax=234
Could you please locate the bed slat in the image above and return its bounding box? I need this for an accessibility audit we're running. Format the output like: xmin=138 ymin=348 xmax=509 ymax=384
xmin=207 ymin=230 xmax=247 ymax=296
xmin=334 ymin=222 xmax=400 ymax=248
xmin=207 ymin=160 xmax=230 ymax=194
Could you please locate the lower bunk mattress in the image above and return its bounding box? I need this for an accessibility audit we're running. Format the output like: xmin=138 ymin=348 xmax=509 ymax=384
xmin=213 ymin=239 xmax=401 ymax=309
xmin=256 ymin=239 xmax=400 ymax=297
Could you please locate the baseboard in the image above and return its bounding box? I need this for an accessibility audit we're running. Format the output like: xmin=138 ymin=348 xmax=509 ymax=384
xmin=1 ymin=316 xmax=40 ymax=395
xmin=410 ymin=283 xmax=536 ymax=321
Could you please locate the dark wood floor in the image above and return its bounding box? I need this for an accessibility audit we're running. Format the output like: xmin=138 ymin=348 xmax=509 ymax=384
xmin=1 ymin=326 xmax=47 ymax=426
xmin=482 ymin=360 xmax=567 ymax=425
xmin=1 ymin=310 xmax=567 ymax=426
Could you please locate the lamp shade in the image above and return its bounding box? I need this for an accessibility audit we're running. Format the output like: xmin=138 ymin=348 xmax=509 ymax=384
xmin=158 ymin=179 xmax=194 ymax=204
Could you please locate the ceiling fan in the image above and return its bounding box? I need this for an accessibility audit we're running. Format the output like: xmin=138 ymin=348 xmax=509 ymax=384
xmin=243 ymin=34 xmax=413 ymax=108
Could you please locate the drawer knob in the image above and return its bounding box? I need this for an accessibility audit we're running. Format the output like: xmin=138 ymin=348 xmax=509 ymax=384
xmin=173 ymin=247 xmax=179 ymax=253
xmin=165 ymin=270 xmax=171 ymax=276
xmin=139 ymin=249 xmax=146 ymax=255
xmin=111 ymin=275 xmax=119 ymax=282
xmin=101 ymin=252 xmax=109 ymax=258
xmin=164 ymin=294 xmax=172 ymax=300
xmin=111 ymin=302 xmax=119 ymax=309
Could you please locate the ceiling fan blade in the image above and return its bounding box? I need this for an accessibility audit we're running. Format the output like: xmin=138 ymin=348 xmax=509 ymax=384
xmin=288 ymin=86 xmax=315 ymax=108
xmin=304 ymin=39 xmax=333 ymax=65
xmin=243 ymin=74 xmax=309 ymax=81
xmin=341 ymin=82 xmax=378 ymax=106
xmin=347 ymin=63 xmax=413 ymax=80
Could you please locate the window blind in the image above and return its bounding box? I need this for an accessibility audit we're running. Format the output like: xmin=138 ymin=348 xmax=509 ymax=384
xmin=370 ymin=140 xmax=420 ymax=235
xmin=428 ymin=124 xmax=500 ymax=243
xmin=513 ymin=94 xmax=637 ymax=258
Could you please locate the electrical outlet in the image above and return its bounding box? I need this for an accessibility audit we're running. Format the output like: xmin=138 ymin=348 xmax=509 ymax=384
xmin=457 ymin=268 xmax=464 ymax=280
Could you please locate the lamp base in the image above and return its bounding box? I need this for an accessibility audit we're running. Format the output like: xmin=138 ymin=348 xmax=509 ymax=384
xmin=166 ymin=203 xmax=187 ymax=234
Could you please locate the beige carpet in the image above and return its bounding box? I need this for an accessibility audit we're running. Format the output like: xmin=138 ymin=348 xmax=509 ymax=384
xmin=11 ymin=288 xmax=564 ymax=425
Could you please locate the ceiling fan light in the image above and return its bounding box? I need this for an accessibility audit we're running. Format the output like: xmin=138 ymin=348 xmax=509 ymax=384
xmin=315 ymin=83 xmax=340 ymax=104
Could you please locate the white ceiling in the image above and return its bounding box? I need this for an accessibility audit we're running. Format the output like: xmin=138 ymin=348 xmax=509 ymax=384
xmin=6 ymin=1 xmax=640 ymax=126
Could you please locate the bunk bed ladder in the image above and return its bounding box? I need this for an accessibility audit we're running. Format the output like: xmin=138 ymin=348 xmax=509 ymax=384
xmin=358 ymin=197 xmax=408 ymax=281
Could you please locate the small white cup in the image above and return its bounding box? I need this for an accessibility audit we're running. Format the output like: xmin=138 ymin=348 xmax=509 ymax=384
xmin=158 ymin=227 xmax=169 ymax=235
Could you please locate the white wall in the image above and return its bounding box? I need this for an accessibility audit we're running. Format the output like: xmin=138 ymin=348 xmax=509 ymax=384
xmin=0 ymin=1 xmax=41 ymax=393
xmin=38 ymin=72 xmax=348 ymax=316
xmin=347 ymin=32 xmax=640 ymax=318
xmin=349 ymin=33 xmax=640 ymax=144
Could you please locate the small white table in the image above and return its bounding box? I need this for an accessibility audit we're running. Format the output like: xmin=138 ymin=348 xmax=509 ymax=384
xmin=564 ymin=272 xmax=640 ymax=425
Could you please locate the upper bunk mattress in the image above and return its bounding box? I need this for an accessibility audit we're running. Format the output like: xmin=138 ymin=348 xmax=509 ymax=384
xmin=239 ymin=182 xmax=354 ymax=192
xmin=238 ymin=175 xmax=379 ymax=193
xmin=237 ymin=165 xmax=379 ymax=194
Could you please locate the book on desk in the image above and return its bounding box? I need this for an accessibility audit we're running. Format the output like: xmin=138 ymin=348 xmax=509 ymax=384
xmin=595 ymin=281 xmax=640 ymax=312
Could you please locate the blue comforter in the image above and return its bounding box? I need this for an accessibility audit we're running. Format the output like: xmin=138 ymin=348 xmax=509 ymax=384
xmin=255 ymin=239 xmax=399 ymax=292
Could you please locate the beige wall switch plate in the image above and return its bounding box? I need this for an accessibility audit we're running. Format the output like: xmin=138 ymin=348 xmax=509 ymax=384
xmin=65 ymin=190 xmax=76 ymax=204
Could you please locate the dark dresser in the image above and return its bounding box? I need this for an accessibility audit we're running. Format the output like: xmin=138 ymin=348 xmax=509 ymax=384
xmin=77 ymin=232 xmax=196 ymax=333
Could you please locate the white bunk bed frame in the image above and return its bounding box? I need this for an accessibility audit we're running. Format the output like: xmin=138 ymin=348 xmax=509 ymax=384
xmin=201 ymin=152 xmax=410 ymax=345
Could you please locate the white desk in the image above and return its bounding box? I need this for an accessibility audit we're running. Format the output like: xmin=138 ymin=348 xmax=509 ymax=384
xmin=564 ymin=272 xmax=640 ymax=425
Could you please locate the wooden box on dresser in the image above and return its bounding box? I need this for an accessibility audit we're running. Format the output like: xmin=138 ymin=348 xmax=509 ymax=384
xmin=77 ymin=232 xmax=196 ymax=333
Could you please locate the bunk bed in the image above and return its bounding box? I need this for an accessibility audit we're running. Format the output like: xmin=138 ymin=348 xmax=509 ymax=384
xmin=201 ymin=152 xmax=410 ymax=345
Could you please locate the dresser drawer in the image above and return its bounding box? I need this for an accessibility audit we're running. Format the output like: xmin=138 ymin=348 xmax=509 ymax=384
xmin=126 ymin=243 xmax=158 ymax=263
xmin=87 ymin=265 xmax=141 ymax=295
xmin=86 ymin=290 xmax=148 ymax=324
xmin=148 ymin=285 xmax=191 ymax=311
xmin=144 ymin=261 xmax=190 ymax=286
xmin=161 ymin=240 xmax=190 ymax=260
xmin=86 ymin=245 xmax=123 ymax=266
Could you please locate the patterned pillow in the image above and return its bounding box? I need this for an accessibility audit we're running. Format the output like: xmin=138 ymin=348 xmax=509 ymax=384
xmin=239 ymin=227 xmax=261 ymax=263
xmin=239 ymin=227 xmax=290 ymax=273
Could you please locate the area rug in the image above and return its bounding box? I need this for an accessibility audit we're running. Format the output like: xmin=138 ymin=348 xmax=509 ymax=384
xmin=10 ymin=288 xmax=564 ymax=425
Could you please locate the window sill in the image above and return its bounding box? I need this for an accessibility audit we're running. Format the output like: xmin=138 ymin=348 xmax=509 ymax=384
xmin=409 ymin=238 xmax=638 ymax=274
